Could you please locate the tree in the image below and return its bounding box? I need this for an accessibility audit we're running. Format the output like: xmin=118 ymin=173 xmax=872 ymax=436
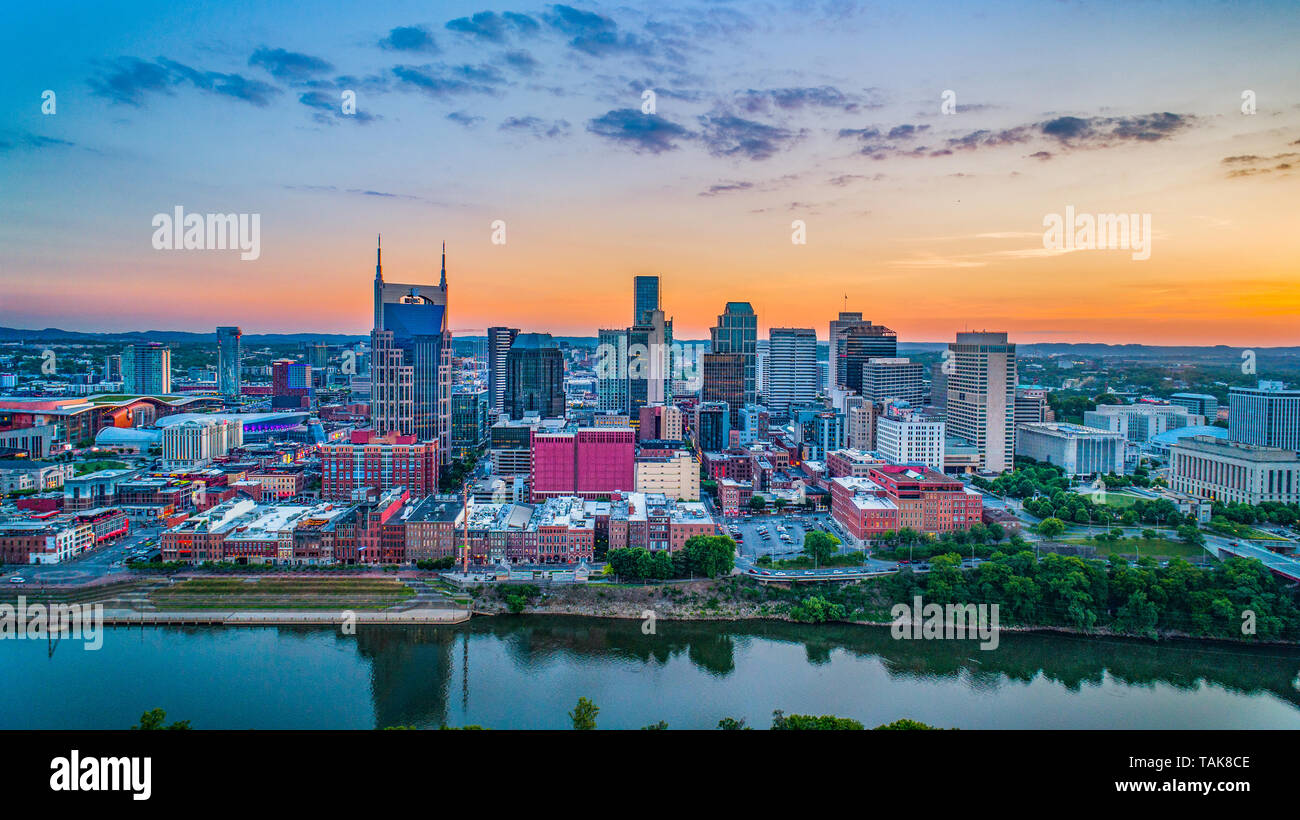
xmin=873 ymin=719 xmax=939 ymax=730
xmin=640 ymin=721 xmax=668 ymax=730
xmin=717 ymin=717 xmax=749 ymax=730
xmin=1036 ymin=518 xmax=1066 ymax=538
xmin=771 ymin=710 xmax=864 ymax=730
xmin=802 ymin=531 xmax=839 ymax=565
xmin=569 ymin=697 xmax=599 ymax=730
xmin=748 ymin=496 xmax=767 ymax=512
xmin=773 ymin=498 xmax=788 ymax=512
xmin=1176 ymin=525 xmax=1205 ymax=547
xmin=133 ymin=708 xmax=191 ymax=730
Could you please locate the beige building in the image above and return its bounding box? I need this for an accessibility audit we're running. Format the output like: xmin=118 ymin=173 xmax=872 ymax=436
xmin=1169 ymin=435 xmax=1300 ymax=505
xmin=635 ymin=451 xmax=699 ymax=501
xmin=945 ymin=331 xmax=1016 ymax=473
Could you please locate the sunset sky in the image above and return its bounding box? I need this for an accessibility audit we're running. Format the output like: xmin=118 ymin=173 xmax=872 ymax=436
xmin=2 ymin=0 xmax=1298 ymax=344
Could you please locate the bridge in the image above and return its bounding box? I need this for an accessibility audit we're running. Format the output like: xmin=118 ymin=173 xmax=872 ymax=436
xmin=1206 ymin=538 xmax=1300 ymax=582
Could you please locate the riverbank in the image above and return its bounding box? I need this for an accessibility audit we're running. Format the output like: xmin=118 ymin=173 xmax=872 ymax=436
xmin=465 ymin=576 xmax=1300 ymax=647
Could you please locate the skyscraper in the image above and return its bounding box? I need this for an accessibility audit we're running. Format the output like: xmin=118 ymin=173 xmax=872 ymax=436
xmin=828 ymin=311 xmax=867 ymax=390
xmin=487 ymin=326 xmax=520 ymax=417
xmin=838 ymin=322 xmax=897 ymax=394
xmin=633 ymin=275 xmax=660 ymax=325
xmin=122 ymin=343 xmax=171 ymax=394
xmin=216 ymin=326 xmax=242 ymax=398
xmin=1229 ymin=381 xmax=1300 ymax=451
xmin=766 ymin=327 xmax=818 ymax=418
xmin=945 ymin=331 xmax=1017 ymax=473
xmin=702 ymin=352 xmax=745 ymax=427
xmin=370 ymin=236 xmax=453 ymax=463
xmin=626 ymin=307 xmax=672 ymax=419
xmin=710 ymin=302 xmax=757 ymax=408
xmin=506 ymin=333 xmax=565 ymax=419
xmin=596 ymin=327 xmax=629 ymax=413
xmin=861 ymin=357 xmax=924 ymax=405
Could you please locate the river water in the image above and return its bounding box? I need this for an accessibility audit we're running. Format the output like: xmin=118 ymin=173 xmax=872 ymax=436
xmin=3 ymin=617 xmax=1299 ymax=729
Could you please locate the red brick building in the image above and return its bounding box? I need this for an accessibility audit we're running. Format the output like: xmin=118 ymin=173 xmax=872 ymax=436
xmin=319 ymin=430 xmax=438 ymax=501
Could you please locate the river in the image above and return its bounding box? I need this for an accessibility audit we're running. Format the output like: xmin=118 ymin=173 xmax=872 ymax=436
xmin=3 ymin=617 xmax=1299 ymax=729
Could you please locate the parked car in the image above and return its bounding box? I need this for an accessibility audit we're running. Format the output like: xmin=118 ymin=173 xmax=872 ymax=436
xmin=8 ymin=576 xmax=26 ymax=584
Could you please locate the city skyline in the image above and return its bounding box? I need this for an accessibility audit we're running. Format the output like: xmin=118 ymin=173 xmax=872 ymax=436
xmin=4 ymin=1 xmax=1299 ymax=344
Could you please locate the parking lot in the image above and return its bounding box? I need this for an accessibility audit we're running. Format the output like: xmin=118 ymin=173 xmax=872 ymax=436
xmin=2 ymin=524 xmax=163 ymax=586
xmin=724 ymin=512 xmax=854 ymax=560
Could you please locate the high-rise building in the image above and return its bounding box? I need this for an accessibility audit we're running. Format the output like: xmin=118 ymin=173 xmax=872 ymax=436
xmin=860 ymin=357 xmax=923 ymax=405
xmin=627 ymin=308 xmax=672 ymax=419
xmin=1014 ymin=387 xmax=1050 ymax=426
xmin=794 ymin=408 xmax=845 ymax=462
xmin=596 ymin=328 xmax=629 ymax=413
xmin=845 ymin=395 xmax=874 ymax=450
xmin=271 ymin=359 xmax=312 ymax=409
xmin=693 ymin=402 xmax=730 ymax=452
xmin=1229 ymin=382 xmax=1300 ymax=451
xmin=450 ymin=388 xmax=490 ymax=459
xmin=944 ymin=331 xmax=1016 ymax=473
xmin=875 ymin=410 xmax=945 ymax=471
xmin=104 ymin=354 xmax=123 ymax=383
xmin=161 ymin=418 xmax=241 ymax=469
xmin=215 ymin=326 xmax=241 ymax=400
xmin=123 ymin=342 xmax=171 ymax=394
xmin=828 ymin=311 xmax=869 ymax=390
xmin=487 ymin=326 xmax=520 ymax=416
xmin=506 ymin=333 xmax=565 ymax=419
xmin=766 ymin=327 xmax=818 ymax=418
xmin=633 ymin=275 xmax=660 ymax=325
xmin=702 ymin=352 xmax=745 ymax=427
xmin=838 ymin=323 xmax=897 ymax=395
xmin=1170 ymin=392 xmax=1219 ymax=422
xmin=710 ymin=302 xmax=758 ymax=408
xmin=370 ymin=237 xmax=453 ymax=463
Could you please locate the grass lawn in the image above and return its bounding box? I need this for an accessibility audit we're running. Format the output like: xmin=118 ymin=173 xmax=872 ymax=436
xmin=150 ymin=577 xmax=414 ymax=610
xmin=1062 ymin=536 xmax=1206 ymax=559
xmin=1088 ymin=491 xmax=1143 ymax=508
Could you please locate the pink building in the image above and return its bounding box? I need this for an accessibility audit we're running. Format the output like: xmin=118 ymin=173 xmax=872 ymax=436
xmin=531 ymin=427 xmax=635 ymax=501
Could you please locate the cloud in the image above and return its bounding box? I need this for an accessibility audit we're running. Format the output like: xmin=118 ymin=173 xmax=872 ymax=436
xmin=543 ymin=4 xmax=653 ymax=57
xmin=1039 ymin=112 xmax=1192 ymax=146
xmin=499 ymin=115 xmax=571 ymax=139
xmin=446 ymin=11 xmax=540 ymax=43
xmin=586 ymin=108 xmax=694 ymax=153
xmin=699 ymin=114 xmax=804 ymax=160
xmin=447 ymin=110 xmax=484 ymax=128
xmin=699 ymin=181 xmax=754 ymax=196
xmin=379 ymin=25 xmax=439 ymax=54
xmin=391 ymin=63 xmax=506 ymax=99
xmin=502 ymin=49 xmax=540 ymax=75
xmin=734 ymin=86 xmax=882 ymax=115
xmin=0 ymin=130 xmax=76 ymax=153
xmin=90 ymin=57 xmax=280 ymax=107
xmin=248 ymin=47 xmax=333 ymax=82
xmin=298 ymin=90 xmax=378 ymax=125
xmin=86 ymin=57 xmax=172 ymax=106
xmin=1221 ymin=149 xmax=1300 ymax=179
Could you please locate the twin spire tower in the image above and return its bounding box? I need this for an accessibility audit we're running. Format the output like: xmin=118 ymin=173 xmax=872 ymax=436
xmin=369 ymin=235 xmax=453 ymax=464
